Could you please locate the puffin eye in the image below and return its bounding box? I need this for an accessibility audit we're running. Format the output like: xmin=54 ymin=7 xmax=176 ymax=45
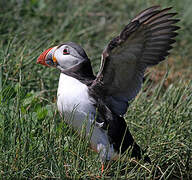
xmin=63 ymin=48 xmax=69 ymax=55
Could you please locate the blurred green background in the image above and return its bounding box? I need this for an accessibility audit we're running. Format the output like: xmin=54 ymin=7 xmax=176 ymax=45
xmin=0 ymin=0 xmax=191 ymax=179
xmin=0 ymin=0 xmax=191 ymax=96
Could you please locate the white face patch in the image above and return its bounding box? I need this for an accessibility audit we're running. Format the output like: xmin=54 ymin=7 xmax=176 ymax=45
xmin=53 ymin=45 xmax=84 ymax=69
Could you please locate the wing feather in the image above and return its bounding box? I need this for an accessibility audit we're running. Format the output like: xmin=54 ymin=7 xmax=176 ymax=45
xmin=91 ymin=6 xmax=179 ymax=116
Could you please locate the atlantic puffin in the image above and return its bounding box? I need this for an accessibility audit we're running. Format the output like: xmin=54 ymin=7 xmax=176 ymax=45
xmin=37 ymin=6 xmax=179 ymax=169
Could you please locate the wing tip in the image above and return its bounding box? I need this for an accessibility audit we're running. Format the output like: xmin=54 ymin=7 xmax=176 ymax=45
xmin=132 ymin=5 xmax=161 ymax=22
xmin=133 ymin=6 xmax=180 ymax=25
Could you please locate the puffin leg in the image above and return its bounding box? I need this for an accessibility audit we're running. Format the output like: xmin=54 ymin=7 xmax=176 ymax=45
xmin=101 ymin=163 xmax=104 ymax=175
xmin=96 ymin=163 xmax=104 ymax=178
xmin=96 ymin=163 xmax=103 ymax=178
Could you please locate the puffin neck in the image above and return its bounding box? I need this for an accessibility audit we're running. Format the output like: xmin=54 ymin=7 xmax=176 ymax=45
xmin=61 ymin=60 xmax=95 ymax=85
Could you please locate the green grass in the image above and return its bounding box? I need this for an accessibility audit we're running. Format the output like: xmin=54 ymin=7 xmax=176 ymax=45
xmin=0 ymin=0 xmax=192 ymax=179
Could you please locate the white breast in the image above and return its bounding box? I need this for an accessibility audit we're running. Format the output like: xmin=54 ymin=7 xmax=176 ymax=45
xmin=57 ymin=73 xmax=95 ymax=123
xmin=57 ymin=73 xmax=116 ymax=161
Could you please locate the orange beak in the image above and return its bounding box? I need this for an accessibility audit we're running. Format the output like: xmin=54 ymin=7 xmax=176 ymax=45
xmin=37 ymin=47 xmax=54 ymax=66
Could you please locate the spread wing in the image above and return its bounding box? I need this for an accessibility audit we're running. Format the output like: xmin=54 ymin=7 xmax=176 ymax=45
xmin=91 ymin=6 xmax=179 ymax=116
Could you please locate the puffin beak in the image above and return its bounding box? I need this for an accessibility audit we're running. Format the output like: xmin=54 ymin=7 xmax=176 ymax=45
xmin=37 ymin=46 xmax=58 ymax=66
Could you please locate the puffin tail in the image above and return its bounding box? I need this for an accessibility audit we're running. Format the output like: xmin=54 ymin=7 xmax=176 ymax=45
xmin=121 ymin=127 xmax=151 ymax=163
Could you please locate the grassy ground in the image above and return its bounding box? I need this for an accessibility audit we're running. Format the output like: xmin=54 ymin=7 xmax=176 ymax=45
xmin=0 ymin=0 xmax=192 ymax=179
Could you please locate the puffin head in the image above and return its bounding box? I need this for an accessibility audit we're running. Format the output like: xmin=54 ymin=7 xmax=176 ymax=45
xmin=37 ymin=42 xmax=89 ymax=71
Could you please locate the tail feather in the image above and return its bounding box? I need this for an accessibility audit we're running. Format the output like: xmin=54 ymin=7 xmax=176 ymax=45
xmin=119 ymin=125 xmax=151 ymax=163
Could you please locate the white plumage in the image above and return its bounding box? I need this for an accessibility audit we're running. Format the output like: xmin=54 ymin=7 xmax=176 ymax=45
xmin=57 ymin=73 xmax=116 ymax=161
